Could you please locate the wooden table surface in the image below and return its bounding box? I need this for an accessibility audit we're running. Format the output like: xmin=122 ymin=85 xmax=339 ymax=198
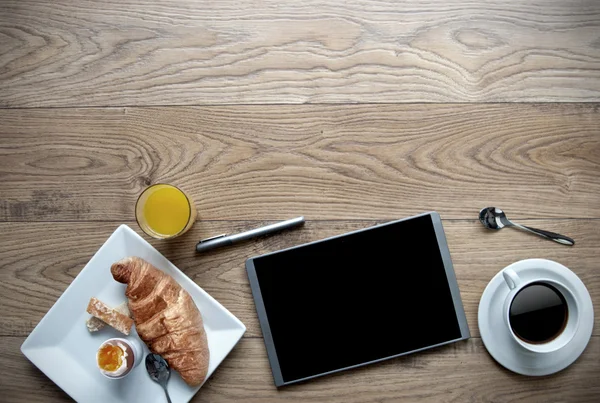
xmin=1 ymin=1 xmax=599 ymax=402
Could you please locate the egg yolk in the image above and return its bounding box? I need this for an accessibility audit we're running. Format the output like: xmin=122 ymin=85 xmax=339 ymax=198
xmin=97 ymin=344 xmax=124 ymax=372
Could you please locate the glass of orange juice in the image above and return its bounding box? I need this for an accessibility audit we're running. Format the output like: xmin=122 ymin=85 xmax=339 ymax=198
xmin=135 ymin=184 xmax=197 ymax=239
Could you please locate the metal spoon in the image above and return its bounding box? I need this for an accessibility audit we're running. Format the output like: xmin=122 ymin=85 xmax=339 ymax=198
xmin=478 ymin=207 xmax=574 ymax=246
xmin=146 ymin=354 xmax=172 ymax=403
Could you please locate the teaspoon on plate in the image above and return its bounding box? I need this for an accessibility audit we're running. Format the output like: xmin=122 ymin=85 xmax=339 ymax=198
xmin=146 ymin=353 xmax=173 ymax=403
xmin=478 ymin=207 xmax=574 ymax=246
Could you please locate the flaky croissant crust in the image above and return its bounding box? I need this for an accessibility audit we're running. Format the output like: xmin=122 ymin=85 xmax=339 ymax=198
xmin=112 ymin=256 xmax=209 ymax=386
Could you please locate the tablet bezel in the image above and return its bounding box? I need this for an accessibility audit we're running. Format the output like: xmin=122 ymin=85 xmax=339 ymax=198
xmin=246 ymin=212 xmax=470 ymax=387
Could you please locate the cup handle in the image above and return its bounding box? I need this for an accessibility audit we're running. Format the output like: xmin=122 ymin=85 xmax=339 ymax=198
xmin=502 ymin=268 xmax=521 ymax=290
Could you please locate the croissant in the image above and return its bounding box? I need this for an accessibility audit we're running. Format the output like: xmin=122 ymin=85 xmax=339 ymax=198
xmin=111 ymin=256 xmax=209 ymax=386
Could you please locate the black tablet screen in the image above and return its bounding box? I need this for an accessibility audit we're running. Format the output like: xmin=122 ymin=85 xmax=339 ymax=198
xmin=252 ymin=214 xmax=462 ymax=383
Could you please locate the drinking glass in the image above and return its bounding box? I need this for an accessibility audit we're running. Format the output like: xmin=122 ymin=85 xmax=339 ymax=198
xmin=135 ymin=184 xmax=197 ymax=239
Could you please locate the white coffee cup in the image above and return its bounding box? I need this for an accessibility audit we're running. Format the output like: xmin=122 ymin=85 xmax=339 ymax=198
xmin=502 ymin=268 xmax=579 ymax=354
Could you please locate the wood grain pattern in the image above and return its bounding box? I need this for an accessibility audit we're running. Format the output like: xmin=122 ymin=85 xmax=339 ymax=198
xmin=3 ymin=335 xmax=599 ymax=403
xmin=1 ymin=0 xmax=600 ymax=106
xmin=2 ymin=1 xmax=600 ymax=400
xmin=1 ymin=220 xmax=598 ymax=339
xmin=1 ymin=104 xmax=599 ymax=222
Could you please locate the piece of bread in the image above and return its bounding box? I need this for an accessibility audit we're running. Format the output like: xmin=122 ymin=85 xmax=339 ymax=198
xmin=86 ymin=316 xmax=105 ymax=332
xmin=86 ymin=297 xmax=134 ymax=335
xmin=86 ymin=302 xmax=131 ymax=332
xmin=111 ymin=256 xmax=210 ymax=387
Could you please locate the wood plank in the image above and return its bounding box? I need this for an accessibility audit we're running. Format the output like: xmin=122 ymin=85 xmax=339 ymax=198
xmin=1 ymin=220 xmax=598 ymax=339
xmin=1 ymin=0 xmax=599 ymax=107
xmin=3 ymin=335 xmax=599 ymax=402
xmin=1 ymin=104 xmax=599 ymax=221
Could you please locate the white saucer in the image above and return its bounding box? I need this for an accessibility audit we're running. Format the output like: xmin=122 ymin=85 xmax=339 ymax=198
xmin=478 ymin=259 xmax=594 ymax=376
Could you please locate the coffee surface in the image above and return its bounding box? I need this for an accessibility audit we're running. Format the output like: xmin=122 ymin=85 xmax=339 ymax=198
xmin=509 ymin=283 xmax=568 ymax=344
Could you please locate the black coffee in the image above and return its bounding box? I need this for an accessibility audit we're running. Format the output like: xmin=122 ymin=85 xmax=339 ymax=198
xmin=509 ymin=282 xmax=568 ymax=344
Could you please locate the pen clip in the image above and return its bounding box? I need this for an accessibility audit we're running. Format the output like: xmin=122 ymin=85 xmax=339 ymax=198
xmin=198 ymin=234 xmax=228 ymax=243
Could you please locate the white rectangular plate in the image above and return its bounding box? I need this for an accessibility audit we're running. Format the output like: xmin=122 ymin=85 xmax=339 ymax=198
xmin=21 ymin=224 xmax=246 ymax=403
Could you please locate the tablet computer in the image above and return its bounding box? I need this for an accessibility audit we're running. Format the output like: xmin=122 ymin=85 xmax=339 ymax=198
xmin=246 ymin=212 xmax=470 ymax=387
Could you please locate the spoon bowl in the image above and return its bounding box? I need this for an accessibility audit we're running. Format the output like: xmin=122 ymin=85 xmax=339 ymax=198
xmin=479 ymin=207 xmax=507 ymax=230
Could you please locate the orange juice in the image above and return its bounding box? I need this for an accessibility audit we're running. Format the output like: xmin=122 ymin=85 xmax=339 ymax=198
xmin=136 ymin=184 xmax=196 ymax=239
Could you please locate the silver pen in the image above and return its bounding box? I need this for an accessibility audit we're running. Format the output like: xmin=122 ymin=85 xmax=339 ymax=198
xmin=196 ymin=216 xmax=305 ymax=253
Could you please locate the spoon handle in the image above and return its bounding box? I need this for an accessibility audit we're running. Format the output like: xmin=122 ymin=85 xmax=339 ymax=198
xmin=163 ymin=387 xmax=172 ymax=403
xmin=512 ymin=223 xmax=575 ymax=246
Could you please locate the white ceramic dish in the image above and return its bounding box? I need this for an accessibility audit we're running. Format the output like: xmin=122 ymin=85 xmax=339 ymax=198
xmin=21 ymin=224 xmax=246 ymax=403
xmin=478 ymin=259 xmax=593 ymax=376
